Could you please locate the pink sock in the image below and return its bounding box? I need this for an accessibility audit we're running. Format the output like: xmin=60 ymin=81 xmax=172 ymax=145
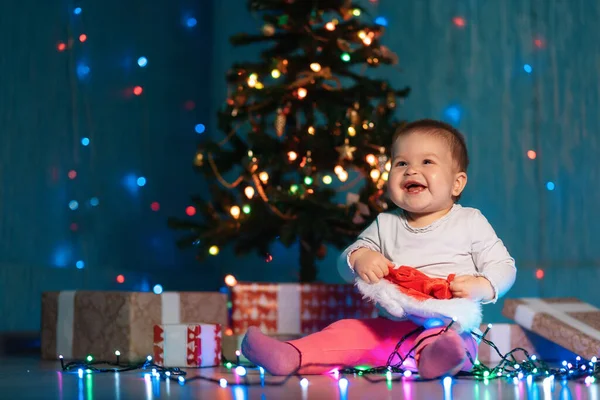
xmin=241 ymin=327 xmax=301 ymax=376
xmin=415 ymin=329 xmax=466 ymax=379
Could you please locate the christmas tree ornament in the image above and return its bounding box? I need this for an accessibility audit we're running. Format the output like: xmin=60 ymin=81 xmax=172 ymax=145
xmin=275 ymin=108 xmax=286 ymax=137
xmin=234 ymin=91 xmax=247 ymax=107
xmin=348 ymin=103 xmax=360 ymax=125
xmin=336 ymin=139 xmax=357 ymax=160
xmin=194 ymin=152 xmax=204 ymax=166
xmin=301 ymin=151 xmax=313 ymax=176
xmin=387 ymin=91 xmax=396 ymax=108
xmin=276 ymin=59 xmax=288 ymax=74
xmin=336 ymin=38 xmax=351 ymax=52
xmin=245 ymin=150 xmax=258 ymax=173
xmin=262 ymin=23 xmax=275 ymax=36
xmin=316 ymin=244 xmax=327 ymax=259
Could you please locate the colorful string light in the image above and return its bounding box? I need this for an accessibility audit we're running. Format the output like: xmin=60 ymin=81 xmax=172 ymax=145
xmin=58 ymin=322 xmax=598 ymax=389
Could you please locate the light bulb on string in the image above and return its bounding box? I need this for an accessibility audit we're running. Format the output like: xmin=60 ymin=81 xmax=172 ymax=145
xmin=297 ymin=88 xmax=307 ymax=99
xmin=536 ymin=269 xmax=544 ymax=279
xmin=209 ymin=245 xmax=219 ymax=256
xmin=244 ymin=186 xmax=255 ymax=199
xmin=325 ymin=22 xmax=335 ymax=31
xmin=230 ymin=205 xmax=241 ymax=219
xmin=334 ymin=165 xmax=344 ymax=175
xmin=304 ymin=176 xmax=313 ymax=185
xmin=322 ymin=175 xmax=332 ymax=184
xmin=341 ymin=53 xmax=351 ymax=62
xmin=224 ymin=274 xmax=237 ymax=286
xmin=358 ymin=31 xmax=367 ymax=39
xmin=247 ymin=74 xmax=257 ymax=87
xmin=271 ymin=69 xmax=281 ymax=78
xmin=347 ymin=126 xmax=356 ymax=136
xmin=287 ymin=151 xmax=298 ymax=161
xmin=242 ymin=204 xmax=251 ymax=214
xmin=310 ymin=63 xmax=321 ymax=72
xmin=307 ymin=126 xmax=315 ymax=135
xmin=382 ymin=171 xmax=389 ymax=181
xmin=259 ymin=172 xmax=269 ymax=183
xmin=370 ymin=169 xmax=381 ymax=181
xmin=338 ymin=171 xmax=349 ymax=182
xmin=363 ymin=37 xmax=372 ymax=46
xmin=290 ymin=184 xmax=299 ymax=194
xmin=352 ymin=8 xmax=361 ymax=16
xmin=366 ymin=154 xmax=376 ymax=165
xmin=385 ymin=160 xmax=391 ymax=171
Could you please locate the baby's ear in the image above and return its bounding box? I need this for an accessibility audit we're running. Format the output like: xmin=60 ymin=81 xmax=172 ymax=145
xmin=452 ymin=172 xmax=468 ymax=196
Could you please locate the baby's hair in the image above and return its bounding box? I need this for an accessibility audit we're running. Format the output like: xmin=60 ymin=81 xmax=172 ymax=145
xmin=392 ymin=119 xmax=469 ymax=173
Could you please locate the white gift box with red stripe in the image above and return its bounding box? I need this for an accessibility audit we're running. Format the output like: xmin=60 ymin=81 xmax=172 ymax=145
xmin=153 ymin=323 xmax=222 ymax=367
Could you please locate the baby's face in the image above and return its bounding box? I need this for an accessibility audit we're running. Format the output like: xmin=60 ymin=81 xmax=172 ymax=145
xmin=388 ymin=131 xmax=465 ymax=214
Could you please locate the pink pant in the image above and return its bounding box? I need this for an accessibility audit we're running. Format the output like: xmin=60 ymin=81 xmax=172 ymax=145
xmin=287 ymin=318 xmax=478 ymax=374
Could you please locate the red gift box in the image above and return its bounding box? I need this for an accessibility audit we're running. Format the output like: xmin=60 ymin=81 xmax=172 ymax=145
xmin=153 ymin=323 xmax=222 ymax=367
xmin=231 ymin=283 xmax=378 ymax=335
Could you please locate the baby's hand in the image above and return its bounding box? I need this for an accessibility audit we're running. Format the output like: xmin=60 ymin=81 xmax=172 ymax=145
xmin=350 ymin=248 xmax=393 ymax=284
xmin=449 ymin=276 xmax=494 ymax=302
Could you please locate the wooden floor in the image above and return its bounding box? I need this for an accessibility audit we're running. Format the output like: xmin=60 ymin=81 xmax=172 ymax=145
xmin=0 ymin=356 xmax=595 ymax=400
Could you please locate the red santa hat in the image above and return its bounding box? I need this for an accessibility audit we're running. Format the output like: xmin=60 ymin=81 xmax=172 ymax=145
xmin=355 ymin=266 xmax=482 ymax=333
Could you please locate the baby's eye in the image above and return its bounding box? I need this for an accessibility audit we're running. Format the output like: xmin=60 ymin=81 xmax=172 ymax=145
xmin=423 ymin=159 xmax=434 ymax=165
xmin=395 ymin=161 xmax=407 ymax=167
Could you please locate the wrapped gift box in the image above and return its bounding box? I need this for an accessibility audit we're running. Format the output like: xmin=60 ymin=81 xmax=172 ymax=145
xmin=41 ymin=291 xmax=227 ymax=361
xmin=153 ymin=323 xmax=222 ymax=367
xmin=231 ymin=283 xmax=378 ymax=335
xmin=476 ymin=323 xmax=537 ymax=363
xmin=503 ymin=297 xmax=600 ymax=360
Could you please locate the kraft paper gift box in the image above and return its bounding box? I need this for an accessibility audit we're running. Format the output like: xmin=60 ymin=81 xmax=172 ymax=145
xmin=231 ymin=283 xmax=378 ymax=335
xmin=502 ymin=297 xmax=600 ymax=360
xmin=41 ymin=291 xmax=227 ymax=361
xmin=153 ymin=323 xmax=222 ymax=367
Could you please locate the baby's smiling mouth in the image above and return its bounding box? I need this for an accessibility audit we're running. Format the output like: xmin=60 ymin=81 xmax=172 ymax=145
xmin=403 ymin=180 xmax=427 ymax=193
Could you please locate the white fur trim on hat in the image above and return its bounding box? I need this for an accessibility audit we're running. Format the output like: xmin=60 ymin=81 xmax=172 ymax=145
xmin=355 ymin=278 xmax=482 ymax=333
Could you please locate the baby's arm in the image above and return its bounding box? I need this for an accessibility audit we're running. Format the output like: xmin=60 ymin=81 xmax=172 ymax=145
xmin=470 ymin=210 xmax=517 ymax=304
xmin=337 ymin=216 xmax=382 ymax=283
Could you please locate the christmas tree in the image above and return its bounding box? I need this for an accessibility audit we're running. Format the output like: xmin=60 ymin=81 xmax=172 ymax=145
xmin=168 ymin=0 xmax=410 ymax=282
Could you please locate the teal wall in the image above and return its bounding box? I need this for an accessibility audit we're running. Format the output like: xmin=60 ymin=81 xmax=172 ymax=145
xmin=0 ymin=0 xmax=598 ymax=331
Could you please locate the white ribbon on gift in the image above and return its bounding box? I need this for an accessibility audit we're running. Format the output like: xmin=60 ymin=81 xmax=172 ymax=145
xmin=56 ymin=291 xmax=77 ymax=358
xmin=56 ymin=291 xmax=182 ymax=358
xmin=162 ymin=324 xmax=220 ymax=367
xmin=277 ymin=285 xmax=301 ymax=334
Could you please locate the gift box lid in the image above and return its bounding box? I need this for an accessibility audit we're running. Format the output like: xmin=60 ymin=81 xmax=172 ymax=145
xmin=502 ymin=297 xmax=600 ymax=360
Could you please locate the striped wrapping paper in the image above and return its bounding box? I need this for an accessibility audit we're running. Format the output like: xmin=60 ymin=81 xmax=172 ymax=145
xmin=231 ymin=283 xmax=378 ymax=335
xmin=502 ymin=297 xmax=600 ymax=360
xmin=153 ymin=324 xmax=222 ymax=367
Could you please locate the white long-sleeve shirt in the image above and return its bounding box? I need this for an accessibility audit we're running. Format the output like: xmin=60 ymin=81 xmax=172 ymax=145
xmin=338 ymin=204 xmax=516 ymax=304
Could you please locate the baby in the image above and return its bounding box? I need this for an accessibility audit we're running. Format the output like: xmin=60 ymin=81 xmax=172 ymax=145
xmin=242 ymin=119 xmax=516 ymax=379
